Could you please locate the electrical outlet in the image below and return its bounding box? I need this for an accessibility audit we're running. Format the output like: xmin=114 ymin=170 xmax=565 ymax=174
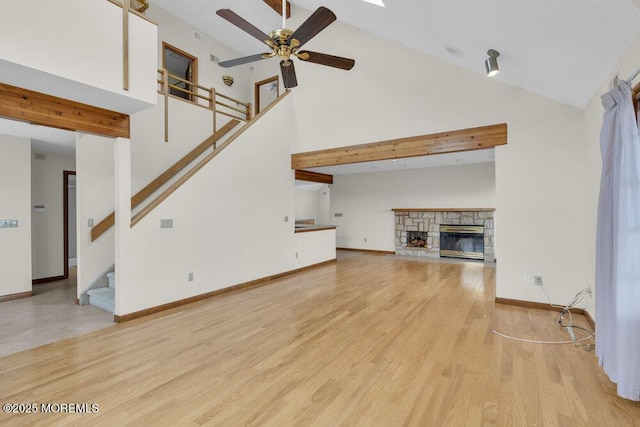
xmin=295 ymin=252 xmax=299 ymax=259
xmin=534 ymin=275 xmax=543 ymax=286
xmin=523 ymin=273 xmax=532 ymax=285
xmin=364 ymin=237 xmax=367 ymax=243
xmin=160 ymin=219 xmax=173 ymax=228
xmin=188 ymin=272 xmax=194 ymax=282
xmin=284 ymin=216 xmax=289 ymax=222
xmin=88 ymin=218 xmax=94 ymax=227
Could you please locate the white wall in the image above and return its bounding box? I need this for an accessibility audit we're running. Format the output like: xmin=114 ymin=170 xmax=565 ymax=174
xmin=31 ymin=150 xmax=75 ymax=279
xmin=295 ymin=189 xmax=319 ymax=222
xmin=0 ymin=135 xmax=32 ymax=297
xmin=295 ymin=229 xmax=336 ymax=267
xmin=130 ymin=95 xmax=215 ymax=196
xmin=331 ymin=163 xmax=496 ymax=250
xmin=0 ymin=0 xmax=157 ymax=114
xmin=317 ymin=185 xmax=331 ymax=225
xmin=76 ymin=133 xmax=115 ymax=296
xmin=118 ymin=96 xmax=335 ymax=315
xmin=281 ymin=8 xmax=587 ymax=307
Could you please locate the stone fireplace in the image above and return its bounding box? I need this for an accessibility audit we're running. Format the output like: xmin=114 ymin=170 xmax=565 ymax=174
xmin=393 ymin=209 xmax=495 ymax=262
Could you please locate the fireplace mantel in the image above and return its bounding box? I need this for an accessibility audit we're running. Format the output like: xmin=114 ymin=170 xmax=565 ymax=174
xmin=392 ymin=208 xmax=495 ymax=212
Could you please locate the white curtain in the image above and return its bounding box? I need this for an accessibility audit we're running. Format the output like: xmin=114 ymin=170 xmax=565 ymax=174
xmin=595 ymin=80 xmax=640 ymax=401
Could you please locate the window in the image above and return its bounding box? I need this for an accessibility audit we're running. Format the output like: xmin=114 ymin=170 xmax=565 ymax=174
xmin=162 ymin=42 xmax=198 ymax=102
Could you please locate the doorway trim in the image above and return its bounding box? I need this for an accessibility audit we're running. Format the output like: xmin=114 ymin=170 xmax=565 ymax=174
xmin=254 ymin=75 xmax=280 ymax=116
xmin=63 ymin=170 xmax=76 ymax=281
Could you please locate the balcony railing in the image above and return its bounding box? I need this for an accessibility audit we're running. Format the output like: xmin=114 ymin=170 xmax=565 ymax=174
xmin=157 ymin=68 xmax=252 ymax=142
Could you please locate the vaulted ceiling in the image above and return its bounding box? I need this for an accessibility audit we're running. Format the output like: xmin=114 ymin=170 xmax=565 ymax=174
xmin=150 ymin=0 xmax=640 ymax=109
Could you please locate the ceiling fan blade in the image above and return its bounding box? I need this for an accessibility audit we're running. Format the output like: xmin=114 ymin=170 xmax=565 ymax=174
xmin=298 ymin=51 xmax=355 ymax=70
xmin=280 ymin=60 xmax=298 ymax=88
xmin=218 ymin=53 xmax=270 ymax=68
xmin=216 ymin=9 xmax=271 ymax=46
xmin=289 ymin=7 xmax=336 ymax=48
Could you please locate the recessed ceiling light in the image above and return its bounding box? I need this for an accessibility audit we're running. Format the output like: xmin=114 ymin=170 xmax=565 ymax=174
xmin=362 ymin=0 xmax=385 ymax=7
xmin=444 ymin=45 xmax=464 ymax=57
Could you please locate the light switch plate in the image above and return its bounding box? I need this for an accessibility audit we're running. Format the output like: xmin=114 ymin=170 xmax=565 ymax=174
xmin=88 ymin=219 xmax=94 ymax=227
xmin=160 ymin=219 xmax=173 ymax=228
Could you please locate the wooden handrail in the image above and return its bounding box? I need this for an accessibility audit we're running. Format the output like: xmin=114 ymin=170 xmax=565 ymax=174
xmin=157 ymin=69 xmax=252 ymax=123
xmin=90 ymin=119 xmax=241 ymax=241
xmin=131 ymin=90 xmax=291 ymax=227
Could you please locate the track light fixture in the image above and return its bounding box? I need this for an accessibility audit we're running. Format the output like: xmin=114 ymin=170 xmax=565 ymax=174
xmin=485 ymin=49 xmax=500 ymax=77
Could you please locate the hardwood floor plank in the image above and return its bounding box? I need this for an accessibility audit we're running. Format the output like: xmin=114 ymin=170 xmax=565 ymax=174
xmin=0 ymin=253 xmax=638 ymax=425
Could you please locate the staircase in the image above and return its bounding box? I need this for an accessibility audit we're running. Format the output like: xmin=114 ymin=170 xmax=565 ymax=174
xmin=86 ymin=272 xmax=115 ymax=314
xmin=80 ymin=90 xmax=291 ymax=315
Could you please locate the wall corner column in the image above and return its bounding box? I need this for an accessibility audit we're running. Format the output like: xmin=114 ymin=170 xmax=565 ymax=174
xmin=114 ymin=137 xmax=132 ymax=317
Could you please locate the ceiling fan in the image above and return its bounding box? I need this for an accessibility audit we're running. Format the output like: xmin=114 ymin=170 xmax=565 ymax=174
xmin=215 ymin=5 xmax=355 ymax=89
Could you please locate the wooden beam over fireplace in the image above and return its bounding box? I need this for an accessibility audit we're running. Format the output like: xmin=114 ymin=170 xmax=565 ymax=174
xmin=291 ymin=123 xmax=507 ymax=170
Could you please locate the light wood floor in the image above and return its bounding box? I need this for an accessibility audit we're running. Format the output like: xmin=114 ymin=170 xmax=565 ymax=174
xmin=0 ymin=252 xmax=638 ymax=426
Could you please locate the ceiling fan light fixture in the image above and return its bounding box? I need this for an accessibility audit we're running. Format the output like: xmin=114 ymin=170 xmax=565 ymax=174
xmin=222 ymin=75 xmax=234 ymax=86
xmin=485 ymin=49 xmax=500 ymax=77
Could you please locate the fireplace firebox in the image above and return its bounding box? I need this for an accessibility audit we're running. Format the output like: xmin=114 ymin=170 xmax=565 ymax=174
xmin=406 ymin=231 xmax=428 ymax=248
xmin=439 ymin=224 xmax=484 ymax=260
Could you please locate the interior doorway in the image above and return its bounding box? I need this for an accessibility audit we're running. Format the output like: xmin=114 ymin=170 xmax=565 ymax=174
xmin=63 ymin=171 xmax=77 ymax=281
xmin=254 ymin=75 xmax=280 ymax=116
xmin=162 ymin=42 xmax=198 ymax=102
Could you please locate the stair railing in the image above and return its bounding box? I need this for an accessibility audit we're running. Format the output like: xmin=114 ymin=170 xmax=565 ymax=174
xmin=157 ymin=68 xmax=252 ymax=142
xmin=90 ymin=119 xmax=240 ymax=242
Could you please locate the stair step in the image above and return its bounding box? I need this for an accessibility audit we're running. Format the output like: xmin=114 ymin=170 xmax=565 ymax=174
xmin=87 ymin=287 xmax=115 ymax=314
xmin=106 ymin=272 xmax=116 ymax=288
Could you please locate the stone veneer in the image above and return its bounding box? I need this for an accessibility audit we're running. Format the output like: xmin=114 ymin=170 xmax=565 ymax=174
xmin=394 ymin=209 xmax=495 ymax=262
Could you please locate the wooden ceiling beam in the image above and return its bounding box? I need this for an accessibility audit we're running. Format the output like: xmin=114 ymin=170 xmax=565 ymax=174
xmin=0 ymin=83 xmax=130 ymax=138
xmin=263 ymin=0 xmax=291 ymax=18
xmin=291 ymin=123 xmax=507 ymax=170
xmin=295 ymin=170 xmax=333 ymax=184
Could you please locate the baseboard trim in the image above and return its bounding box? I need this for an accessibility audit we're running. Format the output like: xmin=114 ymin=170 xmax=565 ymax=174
xmin=32 ymin=275 xmax=65 ymax=285
xmin=114 ymin=259 xmax=337 ymax=323
xmin=582 ymin=309 xmax=596 ymax=330
xmin=336 ymin=247 xmax=395 ymax=255
xmin=495 ymin=297 xmax=595 ymax=330
xmin=0 ymin=291 xmax=34 ymax=302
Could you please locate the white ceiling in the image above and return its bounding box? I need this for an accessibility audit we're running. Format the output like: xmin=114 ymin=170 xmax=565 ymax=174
xmin=0 ymin=118 xmax=76 ymax=156
xmin=150 ymin=0 xmax=640 ymax=109
xmin=4 ymin=1 xmax=638 ymax=169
